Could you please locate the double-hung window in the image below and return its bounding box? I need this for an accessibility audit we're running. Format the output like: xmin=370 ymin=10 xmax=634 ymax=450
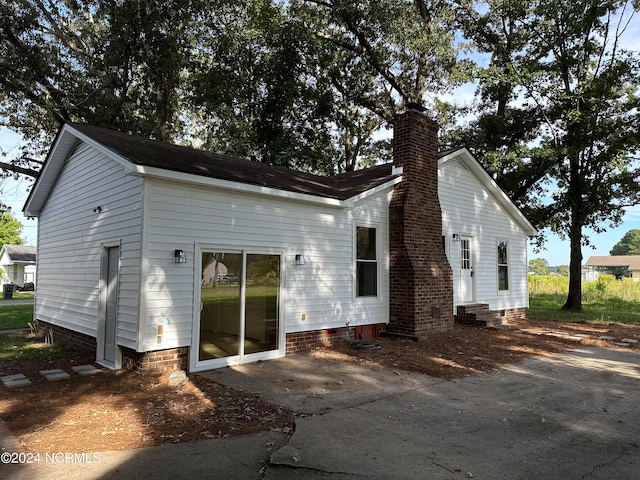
xmin=356 ymin=226 xmax=377 ymax=297
xmin=497 ymin=240 xmax=509 ymax=291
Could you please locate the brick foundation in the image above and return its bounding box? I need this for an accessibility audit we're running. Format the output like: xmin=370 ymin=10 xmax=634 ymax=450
xmin=36 ymin=320 xmax=97 ymax=356
xmin=121 ymin=347 xmax=189 ymax=374
xmin=285 ymin=324 xmax=384 ymax=353
xmin=36 ymin=319 xmax=386 ymax=372
xmin=286 ymin=327 xmax=351 ymax=353
xmin=35 ymin=320 xmax=188 ymax=374
xmin=388 ymin=108 xmax=455 ymax=338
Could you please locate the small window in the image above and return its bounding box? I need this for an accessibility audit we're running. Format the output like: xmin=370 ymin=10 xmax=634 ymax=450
xmin=356 ymin=226 xmax=377 ymax=297
xmin=497 ymin=240 xmax=509 ymax=291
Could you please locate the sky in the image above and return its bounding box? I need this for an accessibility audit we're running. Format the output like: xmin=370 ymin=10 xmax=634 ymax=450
xmin=1 ymin=124 xmax=639 ymax=267
xmin=0 ymin=128 xmax=38 ymax=246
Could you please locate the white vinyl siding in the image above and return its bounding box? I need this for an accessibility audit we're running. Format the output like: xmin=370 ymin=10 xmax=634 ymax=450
xmin=439 ymin=158 xmax=529 ymax=311
xmin=140 ymin=179 xmax=391 ymax=351
xmin=35 ymin=143 xmax=143 ymax=348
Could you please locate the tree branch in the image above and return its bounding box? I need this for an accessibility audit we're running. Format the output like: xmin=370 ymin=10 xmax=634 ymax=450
xmin=0 ymin=161 xmax=40 ymax=179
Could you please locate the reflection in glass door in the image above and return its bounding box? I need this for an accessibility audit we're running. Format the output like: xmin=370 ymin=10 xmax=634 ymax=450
xmin=245 ymin=254 xmax=280 ymax=354
xmin=199 ymin=251 xmax=280 ymax=363
xmin=199 ymin=252 xmax=242 ymax=361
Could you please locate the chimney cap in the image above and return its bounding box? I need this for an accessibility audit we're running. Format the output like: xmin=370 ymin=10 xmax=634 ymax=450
xmin=405 ymin=102 xmax=427 ymax=113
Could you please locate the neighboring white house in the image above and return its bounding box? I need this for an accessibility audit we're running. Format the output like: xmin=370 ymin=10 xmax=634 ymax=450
xmin=23 ymin=109 xmax=537 ymax=372
xmin=0 ymin=244 xmax=36 ymax=288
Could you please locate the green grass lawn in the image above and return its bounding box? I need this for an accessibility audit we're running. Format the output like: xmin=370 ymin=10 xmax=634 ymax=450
xmin=0 ymin=333 xmax=75 ymax=362
xmin=0 ymin=292 xmax=35 ymax=301
xmin=527 ymin=294 xmax=640 ymax=324
xmin=0 ymin=304 xmax=34 ymax=330
xmin=528 ymin=275 xmax=640 ymax=325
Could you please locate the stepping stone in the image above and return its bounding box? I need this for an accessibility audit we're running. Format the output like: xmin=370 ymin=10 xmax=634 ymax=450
xmin=621 ymin=338 xmax=638 ymax=344
xmin=573 ymin=334 xmax=591 ymax=338
xmin=39 ymin=369 xmax=71 ymax=382
xmin=1 ymin=373 xmax=32 ymax=389
xmin=71 ymin=364 xmax=102 ymax=376
xmin=546 ymin=333 xmax=564 ymax=337
xmin=599 ymin=336 xmax=615 ymax=341
xmin=566 ymin=336 xmax=584 ymax=341
xmin=1 ymin=373 xmax=27 ymax=382
xmin=614 ymin=342 xmax=630 ymax=347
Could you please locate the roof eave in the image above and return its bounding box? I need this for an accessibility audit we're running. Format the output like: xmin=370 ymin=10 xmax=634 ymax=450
xmin=129 ymin=165 xmax=349 ymax=208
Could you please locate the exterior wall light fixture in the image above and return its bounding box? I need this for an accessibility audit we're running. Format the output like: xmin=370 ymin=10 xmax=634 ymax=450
xmin=174 ymin=249 xmax=187 ymax=264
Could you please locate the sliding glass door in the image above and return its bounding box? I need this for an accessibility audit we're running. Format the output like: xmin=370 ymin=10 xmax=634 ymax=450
xmin=196 ymin=249 xmax=281 ymax=369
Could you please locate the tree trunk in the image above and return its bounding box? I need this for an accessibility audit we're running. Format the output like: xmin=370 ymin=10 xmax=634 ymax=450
xmin=153 ymin=76 xmax=170 ymax=142
xmin=562 ymin=205 xmax=583 ymax=312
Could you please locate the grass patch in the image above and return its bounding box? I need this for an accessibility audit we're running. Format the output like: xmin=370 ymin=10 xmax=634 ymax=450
xmin=0 ymin=292 xmax=35 ymax=301
xmin=0 ymin=333 xmax=75 ymax=362
xmin=0 ymin=305 xmax=34 ymax=330
xmin=528 ymin=274 xmax=640 ymax=325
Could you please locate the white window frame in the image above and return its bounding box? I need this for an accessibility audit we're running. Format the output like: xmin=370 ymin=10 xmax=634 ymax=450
xmin=355 ymin=225 xmax=379 ymax=298
xmin=497 ymin=238 xmax=510 ymax=292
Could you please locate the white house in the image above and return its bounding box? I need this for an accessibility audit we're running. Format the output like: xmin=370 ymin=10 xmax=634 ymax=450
xmin=0 ymin=244 xmax=36 ymax=288
xmin=23 ymin=109 xmax=536 ymax=372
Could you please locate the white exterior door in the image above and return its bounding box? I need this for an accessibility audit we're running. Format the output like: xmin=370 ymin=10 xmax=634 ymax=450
xmin=460 ymin=236 xmax=474 ymax=303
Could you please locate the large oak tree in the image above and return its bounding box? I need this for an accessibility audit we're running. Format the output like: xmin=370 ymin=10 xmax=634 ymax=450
xmin=449 ymin=0 xmax=640 ymax=311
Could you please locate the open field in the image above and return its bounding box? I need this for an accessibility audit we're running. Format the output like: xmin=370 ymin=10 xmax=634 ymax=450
xmin=528 ymin=274 xmax=640 ymax=324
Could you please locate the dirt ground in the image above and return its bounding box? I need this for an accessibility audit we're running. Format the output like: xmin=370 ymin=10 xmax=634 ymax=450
xmin=1 ymin=318 xmax=638 ymax=454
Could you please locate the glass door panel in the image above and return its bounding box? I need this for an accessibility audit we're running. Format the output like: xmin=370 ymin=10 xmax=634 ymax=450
xmin=244 ymin=254 xmax=280 ymax=354
xmin=199 ymin=252 xmax=242 ymax=361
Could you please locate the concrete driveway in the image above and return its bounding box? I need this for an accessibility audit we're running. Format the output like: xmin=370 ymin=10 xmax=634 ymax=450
xmin=3 ymin=346 xmax=639 ymax=479
xmin=205 ymin=346 xmax=640 ymax=479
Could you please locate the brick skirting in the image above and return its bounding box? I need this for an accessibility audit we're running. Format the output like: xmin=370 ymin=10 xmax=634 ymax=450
xmin=36 ymin=320 xmax=97 ymax=356
xmin=36 ymin=319 xmax=385 ymax=372
xmin=285 ymin=324 xmax=384 ymax=354
xmin=121 ymin=347 xmax=189 ymax=374
xmin=35 ymin=320 xmax=188 ymax=374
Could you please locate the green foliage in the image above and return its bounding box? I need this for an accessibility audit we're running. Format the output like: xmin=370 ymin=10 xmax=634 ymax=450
xmin=528 ymin=258 xmax=549 ymax=275
xmin=610 ymin=229 xmax=640 ymax=255
xmin=0 ymin=212 xmax=24 ymax=246
xmin=1 ymin=0 xmax=465 ymax=177
xmin=528 ymin=275 xmax=568 ymax=295
xmin=451 ymin=0 xmax=640 ymax=311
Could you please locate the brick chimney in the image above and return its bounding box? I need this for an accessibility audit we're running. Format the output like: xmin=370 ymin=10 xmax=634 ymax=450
xmin=387 ymin=107 xmax=454 ymax=338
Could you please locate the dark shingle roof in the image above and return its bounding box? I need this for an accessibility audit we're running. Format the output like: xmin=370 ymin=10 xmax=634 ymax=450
xmin=69 ymin=123 xmax=399 ymax=201
xmin=2 ymin=245 xmax=36 ymax=263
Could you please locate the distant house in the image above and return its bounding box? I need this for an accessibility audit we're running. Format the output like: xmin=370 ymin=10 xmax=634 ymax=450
xmin=581 ymin=267 xmax=600 ymax=282
xmin=23 ymin=109 xmax=536 ymax=372
xmin=585 ymin=256 xmax=640 ymax=281
xmin=0 ymin=244 xmax=36 ymax=288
